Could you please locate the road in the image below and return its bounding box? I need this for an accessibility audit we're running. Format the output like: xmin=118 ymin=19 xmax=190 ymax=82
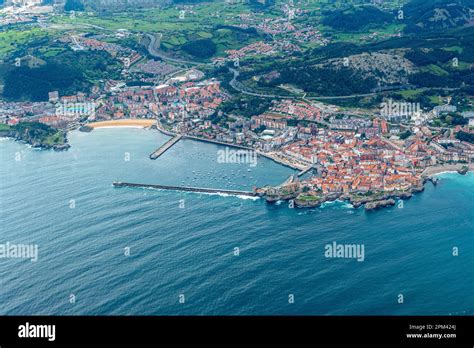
xmin=44 ymin=21 xmax=461 ymax=104
xmin=144 ymin=33 xmax=211 ymax=67
xmin=229 ymin=69 xmax=460 ymax=101
xmin=229 ymin=68 xmax=294 ymax=99
xmin=229 ymin=67 xmax=412 ymax=101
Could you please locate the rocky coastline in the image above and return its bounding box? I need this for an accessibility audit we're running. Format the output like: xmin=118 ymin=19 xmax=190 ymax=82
xmin=260 ymin=179 xmax=431 ymax=211
xmin=364 ymin=199 xmax=396 ymax=211
xmin=0 ymin=124 xmax=70 ymax=151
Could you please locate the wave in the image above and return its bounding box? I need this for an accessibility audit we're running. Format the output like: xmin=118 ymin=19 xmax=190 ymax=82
xmin=206 ymin=192 xmax=260 ymax=201
xmin=432 ymin=171 xmax=459 ymax=176
xmin=117 ymin=185 xmax=260 ymax=201
xmin=320 ymin=199 xmax=353 ymax=209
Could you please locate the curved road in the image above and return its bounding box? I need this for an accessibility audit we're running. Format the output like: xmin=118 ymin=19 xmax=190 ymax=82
xmin=144 ymin=33 xmax=211 ymax=67
xmin=143 ymin=37 xmax=384 ymax=101
xmin=58 ymin=23 xmax=459 ymax=102
xmin=230 ymin=67 xmax=395 ymax=100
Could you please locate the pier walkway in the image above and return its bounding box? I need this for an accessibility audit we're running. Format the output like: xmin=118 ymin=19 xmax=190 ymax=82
xmin=113 ymin=182 xmax=257 ymax=197
xmin=149 ymin=135 xmax=182 ymax=159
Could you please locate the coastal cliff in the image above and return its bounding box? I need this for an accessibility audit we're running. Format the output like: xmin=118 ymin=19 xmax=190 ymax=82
xmin=364 ymin=199 xmax=396 ymax=211
xmin=0 ymin=122 xmax=70 ymax=151
xmin=258 ymin=177 xmax=428 ymax=211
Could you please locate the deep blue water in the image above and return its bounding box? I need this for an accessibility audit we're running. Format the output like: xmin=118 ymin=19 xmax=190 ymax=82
xmin=0 ymin=128 xmax=473 ymax=315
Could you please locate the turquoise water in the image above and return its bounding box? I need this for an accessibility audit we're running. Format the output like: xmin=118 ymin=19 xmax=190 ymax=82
xmin=0 ymin=128 xmax=473 ymax=315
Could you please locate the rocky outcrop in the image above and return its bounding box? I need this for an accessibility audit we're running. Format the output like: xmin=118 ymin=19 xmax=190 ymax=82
xmin=265 ymin=192 xmax=299 ymax=203
xmin=52 ymin=143 xmax=71 ymax=151
xmin=365 ymin=199 xmax=396 ymax=211
xmin=79 ymin=125 xmax=93 ymax=133
xmin=0 ymin=124 xmax=70 ymax=151
xmin=294 ymin=196 xmax=324 ymax=208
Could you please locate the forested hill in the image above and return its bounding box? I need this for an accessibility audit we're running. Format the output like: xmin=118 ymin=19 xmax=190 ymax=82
xmin=322 ymin=5 xmax=394 ymax=32
xmin=403 ymin=0 xmax=474 ymax=33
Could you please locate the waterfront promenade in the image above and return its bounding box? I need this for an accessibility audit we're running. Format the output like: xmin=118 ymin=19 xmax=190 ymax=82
xmin=257 ymin=151 xmax=307 ymax=171
xmin=183 ymin=135 xmax=254 ymax=150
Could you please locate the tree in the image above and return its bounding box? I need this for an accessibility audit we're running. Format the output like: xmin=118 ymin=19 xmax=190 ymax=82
xmin=65 ymin=0 xmax=85 ymax=12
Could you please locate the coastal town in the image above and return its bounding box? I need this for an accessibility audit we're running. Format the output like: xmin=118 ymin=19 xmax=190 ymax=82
xmin=2 ymin=0 xmax=474 ymax=335
xmin=1 ymin=61 xmax=474 ymax=210
xmin=1 ymin=0 xmax=474 ymax=211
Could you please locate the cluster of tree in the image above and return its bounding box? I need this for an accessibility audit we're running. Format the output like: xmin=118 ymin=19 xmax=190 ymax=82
xmin=399 ymin=130 xmax=412 ymax=140
xmin=126 ymin=81 xmax=154 ymax=87
xmin=212 ymin=24 xmax=261 ymax=50
xmin=459 ymin=41 xmax=474 ymax=63
xmin=57 ymin=50 xmax=121 ymax=81
xmin=321 ymin=5 xmax=394 ymax=32
xmin=318 ymin=24 xmax=474 ymax=64
xmin=3 ymin=63 xmax=83 ymax=101
xmin=439 ymin=113 xmax=468 ymax=126
xmin=3 ymin=121 xmax=67 ymax=147
xmin=409 ymin=68 xmax=474 ymax=89
xmin=405 ymin=49 xmax=456 ymax=66
xmin=218 ymin=95 xmax=272 ymax=118
xmin=408 ymin=72 xmax=454 ymax=88
xmin=65 ymin=0 xmax=85 ymax=11
xmin=214 ymin=25 xmax=258 ymax=36
xmin=259 ymin=66 xmax=377 ymax=96
xmin=248 ymin=0 xmax=274 ymax=9
xmin=3 ymin=51 xmax=120 ymax=101
xmin=181 ymin=39 xmax=216 ymax=59
xmin=389 ymin=90 xmax=439 ymax=109
xmin=456 ymin=131 xmax=474 ymax=144
xmin=324 ymin=95 xmax=383 ymax=109
xmin=310 ymin=42 xmax=359 ymax=61
xmin=402 ymin=0 xmax=473 ymax=34
xmin=11 ymin=122 xmax=56 ymax=137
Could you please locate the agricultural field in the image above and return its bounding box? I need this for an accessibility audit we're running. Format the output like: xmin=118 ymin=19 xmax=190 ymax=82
xmin=0 ymin=27 xmax=49 ymax=59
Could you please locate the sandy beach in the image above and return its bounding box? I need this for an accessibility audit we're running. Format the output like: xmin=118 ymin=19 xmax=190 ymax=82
xmin=422 ymin=163 xmax=474 ymax=176
xmin=88 ymin=119 xmax=156 ymax=128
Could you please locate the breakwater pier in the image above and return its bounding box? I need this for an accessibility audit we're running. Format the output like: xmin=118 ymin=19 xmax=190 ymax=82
xmin=149 ymin=135 xmax=182 ymax=159
xmin=113 ymin=182 xmax=258 ymax=197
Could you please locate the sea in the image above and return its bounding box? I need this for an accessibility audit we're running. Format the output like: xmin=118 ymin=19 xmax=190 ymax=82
xmin=0 ymin=128 xmax=472 ymax=315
